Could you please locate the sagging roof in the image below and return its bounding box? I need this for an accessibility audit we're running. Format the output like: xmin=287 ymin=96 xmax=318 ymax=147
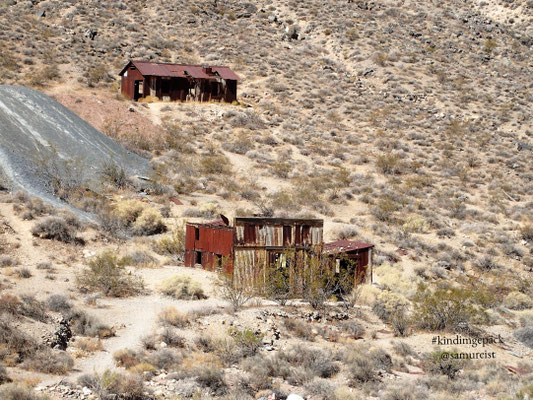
xmin=119 ymin=60 xmax=240 ymax=80
xmin=324 ymin=239 xmax=374 ymax=254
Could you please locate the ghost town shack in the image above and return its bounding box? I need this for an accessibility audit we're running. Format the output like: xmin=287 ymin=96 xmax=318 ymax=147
xmin=185 ymin=217 xmax=374 ymax=292
xmin=119 ymin=60 xmax=240 ymax=102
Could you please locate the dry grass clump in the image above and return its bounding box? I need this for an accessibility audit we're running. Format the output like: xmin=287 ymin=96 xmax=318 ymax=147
xmin=76 ymin=251 xmax=145 ymax=297
xmin=159 ymin=306 xmax=190 ymax=328
xmin=159 ymin=275 xmax=206 ymax=300
xmin=31 ymin=215 xmax=83 ymax=244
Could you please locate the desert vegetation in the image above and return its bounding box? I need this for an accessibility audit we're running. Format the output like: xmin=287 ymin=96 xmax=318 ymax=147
xmin=0 ymin=0 xmax=532 ymax=398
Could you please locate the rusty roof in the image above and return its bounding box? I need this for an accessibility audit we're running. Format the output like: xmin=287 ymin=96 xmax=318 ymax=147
xmin=119 ymin=60 xmax=240 ymax=80
xmin=324 ymin=240 xmax=374 ymax=254
xmin=187 ymin=219 xmax=232 ymax=229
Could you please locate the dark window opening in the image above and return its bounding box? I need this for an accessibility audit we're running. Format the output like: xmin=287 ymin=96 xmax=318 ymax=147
xmin=161 ymin=79 xmax=170 ymax=95
xmin=195 ymin=227 xmax=200 ymax=240
xmin=216 ymin=254 xmax=222 ymax=270
xmin=195 ymin=251 xmax=202 ymax=265
xmin=302 ymin=225 xmax=311 ymax=243
xmin=283 ymin=225 xmax=292 ymax=246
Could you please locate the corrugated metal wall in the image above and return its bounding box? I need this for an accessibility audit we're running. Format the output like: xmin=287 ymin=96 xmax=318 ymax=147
xmin=184 ymin=223 xmax=233 ymax=270
xmin=235 ymin=222 xmax=323 ymax=248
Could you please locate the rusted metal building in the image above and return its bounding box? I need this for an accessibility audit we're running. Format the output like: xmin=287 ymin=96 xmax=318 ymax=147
xmin=324 ymin=240 xmax=374 ymax=285
xmin=184 ymin=219 xmax=234 ymax=272
xmin=119 ymin=60 xmax=240 ymax=103
xmin=232 ymin=217 xmax=324 ymax=288
xmin=184 ymin=217 xmax=374 ymax=290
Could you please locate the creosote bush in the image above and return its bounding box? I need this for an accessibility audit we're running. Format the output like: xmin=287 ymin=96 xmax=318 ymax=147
xmin=76 ymin=251 xmax=145 ymax=297
xmin=411 ymin=284 xmax=493 ymax=332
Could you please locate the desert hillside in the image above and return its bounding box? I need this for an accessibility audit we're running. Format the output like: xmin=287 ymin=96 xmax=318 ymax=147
xmin=0 ymin=0 xmax=532 ymax=399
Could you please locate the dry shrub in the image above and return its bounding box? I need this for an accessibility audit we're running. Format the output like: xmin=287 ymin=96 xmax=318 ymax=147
xmin=160 ymin=329 xmax=186 ymax=348
xmin=283 ymin=319 xmax=315 ymax=341
xmin=0 ymin=256 xmax=19 ymax=267
xmin=113 ymin=349 xmax=142 ymax=369
xmin=515 ymin=314 xmax=533 ymax=348
xmin=31 ymin=215 xmax=83 ymax=243
xmin=153 ymin=226 xmax=185 ymax=260
xmin=0 ymin=363 xmax=11 ymax=384
xmin=46 ymin=294 xmax=72 ymax=313
xmin=0 ymin=294 xmax=20 ymax=315
xmin=132 ymin=207 xmax=166 ymax=236
xmin=112 ymin=200 xmax=166 ymax=236
xmin=424 ymin=350 xmax=470 ymax=380
xmin=22 ymin=348 xmax=74 ymax=374
xmin=504 ymin=291 xmax=533 ymax=310
xmin=304 ymin=377 xmax=336 ymax=400
xmin=0 ymin=317 xmax=37 ymax=362
xmin=402 ymin=215 xmax=430 ymax=233
xmin=372 ymin=290 xmax=409 ymax=323
xmin=334 ymin=386 xmax=363 ymax=400
xmin=0 ymin=383 xmax=48 ymax=400
xmin=340 ymin=319 xmax=365 ymax=339
xmin=147 ymin=348 xmax=182 ymax=370
xmin=159 ymin=306 xmax=190 ymax=328
xmin=193 ymin=364 xmax=227 ymax=395
xmin=74 ymin=337 xmax=103 ymax=353
xmin=344 ymin=344 xmax=391 ymax=384
xmin=76 ymin=251 xmax=145 ymax=297
xmin=68 ymin=309 xmax=113 ymax=338
xmin=159 ymin=275 xmax=206 ymax=300
xmin=520 ymin=224 xmax=533 ymax=241
xmin=98 ymin=370 xmax=145 ymax=400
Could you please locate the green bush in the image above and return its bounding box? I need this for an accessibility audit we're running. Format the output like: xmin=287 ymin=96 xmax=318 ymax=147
xmin=76 ymin=251 xmax=145 ymax=297
xmin=411 ymin=284 xmax=489 ymax=332
xmin=228 ymin=327 xmax=264 ymax=358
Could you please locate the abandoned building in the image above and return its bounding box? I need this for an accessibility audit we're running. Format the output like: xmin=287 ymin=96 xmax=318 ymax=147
xmin=119 ymin=60 xmax=240 ymax=103
xmin=323 ymin=240 xmax=374 ymax=286
xmin=185 ymin=217 xmax=374 ymax=289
